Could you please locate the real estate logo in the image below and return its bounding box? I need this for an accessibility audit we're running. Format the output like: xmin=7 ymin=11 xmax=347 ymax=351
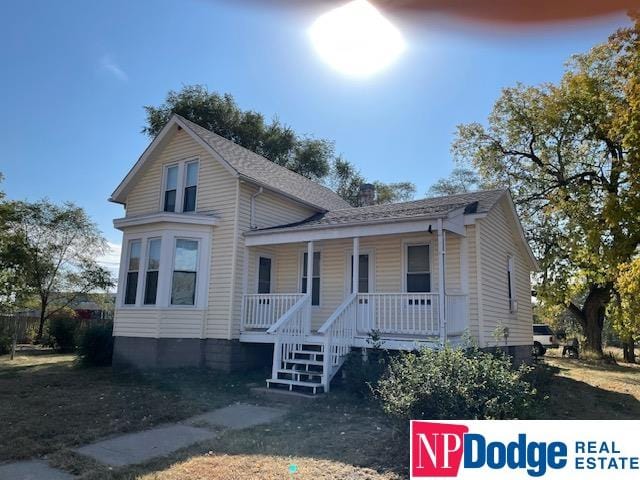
xmin=410 ymin=420 xmax=640 ymax=479
xmin=411 ymin=422 xmax=468 ymax=477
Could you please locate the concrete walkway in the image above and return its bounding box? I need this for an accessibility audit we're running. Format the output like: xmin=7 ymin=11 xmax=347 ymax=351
xmin=0 ymin=460 xmax=74 ymax=480
xmin=0 ymin=403 xmax=288 ymax=479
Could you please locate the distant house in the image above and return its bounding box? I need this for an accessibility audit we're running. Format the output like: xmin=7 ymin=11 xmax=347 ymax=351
xmin=109 ymin=114 xmax=537 ymax=393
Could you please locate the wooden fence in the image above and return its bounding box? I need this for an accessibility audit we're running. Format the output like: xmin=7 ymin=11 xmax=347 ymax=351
xmin=0 ymin=313 xmax=113 ymax=344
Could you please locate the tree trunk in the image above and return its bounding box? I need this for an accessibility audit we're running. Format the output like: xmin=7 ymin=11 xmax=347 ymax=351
xmin=570 ymin=284 xmax=611 ymax=357
xmin=622 ymin=341 xmax=636 ymax=364
xmin=36 ymin=302 xmax=47 ymax=343
xmin=582 ymin=301 xmax=604 ymax=356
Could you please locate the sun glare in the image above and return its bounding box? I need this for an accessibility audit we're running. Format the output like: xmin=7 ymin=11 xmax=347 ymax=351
xmin=308 ymin=0 xmax=406 ymax=78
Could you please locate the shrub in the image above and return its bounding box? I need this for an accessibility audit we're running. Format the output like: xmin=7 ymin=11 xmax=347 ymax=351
xmin=376 ymin=345 xmax=536 ymax=428
xmin=48 ymin=317 xmax=79 ymax=352
xmin=341 ymin=330 xmax=392 ymax=397
xmin=78 ymin=322 xmax=114 ymax=366
xmin=0 ymin=335 xmax=12 ymax=355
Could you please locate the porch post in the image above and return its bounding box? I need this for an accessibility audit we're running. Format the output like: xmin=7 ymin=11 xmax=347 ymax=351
xmin=306 ymin=241 xmax=314 ymax=297
xmin=352 ymin=237 xmax=360 ymax=295
xmin=437 ymin=219 xmax=446 ymax=344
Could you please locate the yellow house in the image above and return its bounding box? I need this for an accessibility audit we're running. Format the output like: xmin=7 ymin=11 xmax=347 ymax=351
xmin=110 ymin=114 xmax=538 ymax=394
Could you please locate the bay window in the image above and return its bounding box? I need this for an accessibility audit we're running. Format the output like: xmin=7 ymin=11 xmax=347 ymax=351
xmin=124 ymin=240 xmax=141 ymax=304
xmin=143 ymin=238 xmax=161 ymax=305
xmin=171 ymin=239 xmax=199 ymax=306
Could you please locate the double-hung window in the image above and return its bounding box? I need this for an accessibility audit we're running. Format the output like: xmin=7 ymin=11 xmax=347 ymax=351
xmin=301 ymin=252 xmax=321 ymax=306
xmin=163 ymin=160 xmax=199 ymax=213
xmin=124 ymin=240 xmax=141 ymax=304
xmin=406 ymin=245 xmax=430 ymax=292
xmin=143 ymin=238 xmax=161 ymax=305
xmin=171 ymin=239 xmax=199 ymax=306
xmin=164 ymin=165 xmax=178 ymax=212
xmin=183 ymin=162 xmax=198 ymax=212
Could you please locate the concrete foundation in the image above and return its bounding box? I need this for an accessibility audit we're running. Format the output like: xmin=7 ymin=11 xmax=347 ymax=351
xmin=483 ymin=344 xmax=533 ymax=365
xmin=113 ymin=336 xmax=272 ymax=372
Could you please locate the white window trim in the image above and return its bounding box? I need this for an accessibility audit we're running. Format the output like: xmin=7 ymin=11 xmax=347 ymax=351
xmin=170 ymin=236 xmax=201 ymax=308
xmin=254 ymin=252 xmax=275 ymax=294
xmin=116 ymin=227 xmax=211 ymax=310
xmin=401 ymin=240 xmax=433 ymax=293
xmin=123 ymin=239 xmax=143 ymax=306
xmin=507 ymin=254 xmax=518 ymax=314
xmin=298 ymin=247 xmax=323 ymax=308
xmin=183 ymin=159 xmax=200 ymax=212
xmin=343 ymin=248 xmax=375 ymax=295
xmin=160 ymin=157 xmax=199 ymax=214
xmin=142 ymin=237 xmax=162 ymax=305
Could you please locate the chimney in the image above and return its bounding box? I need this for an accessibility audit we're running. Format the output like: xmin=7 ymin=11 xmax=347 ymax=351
xmin=358 ymin=183 xmax=375 ymax=207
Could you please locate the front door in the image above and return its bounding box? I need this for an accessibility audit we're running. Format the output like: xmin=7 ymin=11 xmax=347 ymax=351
xmin=349 ymin=254 xmax=371 ymax=331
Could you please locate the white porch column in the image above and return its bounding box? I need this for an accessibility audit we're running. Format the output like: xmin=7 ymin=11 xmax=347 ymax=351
xmin=437 ymin=219 xmax=446 ymax=344
xmin=352 ymin=237 xmax=360 ymax=294
xmin=306 ymin=241 xmax=314 ymax=296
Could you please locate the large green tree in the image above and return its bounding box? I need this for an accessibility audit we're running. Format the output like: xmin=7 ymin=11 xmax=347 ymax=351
xmin=0 ymin=174 xmax=31 ymax=313
xmin=448 ymin=18 xmax=640 ymax=355
xmin=145 ymin=85 xmax=415 ymax=206
xmin=6 ymin=200 xmax=113 ymax=340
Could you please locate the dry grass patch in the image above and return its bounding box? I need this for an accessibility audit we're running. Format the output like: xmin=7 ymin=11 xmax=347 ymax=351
xmin=139 ymin=453 xmax=400 ymax=480
xmin=539 ymin=355 xmax=640 ymax=419
xmin=0 ymin=353 xmax=262 ymax=462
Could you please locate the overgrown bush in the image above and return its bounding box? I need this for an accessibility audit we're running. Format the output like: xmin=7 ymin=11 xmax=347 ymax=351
xmin=48 ymin=317 xmax=79 ymax=352
xmin=376 ymin=345 xmax=536 ymax=428
xmin=78 ymin=322 xmax=114 ymax=366
xmin=0 ymin=335 xmax=12 ymax=355
xmin=341 ymin=330 xmax=392 ymax=397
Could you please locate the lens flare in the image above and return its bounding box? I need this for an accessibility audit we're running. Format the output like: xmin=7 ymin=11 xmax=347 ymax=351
xmin=308 ymin=0 xmax=406 ymax=77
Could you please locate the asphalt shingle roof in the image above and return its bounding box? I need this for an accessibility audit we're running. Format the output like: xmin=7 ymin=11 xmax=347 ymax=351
xmin=249 ymin=189 xmax=507 ymax=234
xmin=177 ymin=115 xmax=351 ymax=211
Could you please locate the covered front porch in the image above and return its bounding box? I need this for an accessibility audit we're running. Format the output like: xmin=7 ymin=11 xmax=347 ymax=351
xmin=239 ymin=212 xmax=471 ymax=393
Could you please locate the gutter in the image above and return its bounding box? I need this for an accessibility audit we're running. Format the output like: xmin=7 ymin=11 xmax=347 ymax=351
xmin=250 ymin=186 xmax=264 ymax=229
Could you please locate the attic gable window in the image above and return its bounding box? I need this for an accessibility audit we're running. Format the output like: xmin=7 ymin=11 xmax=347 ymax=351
xmin=162 ymin=159 xmax=199 ymax=213
xmin=164 ymin=165 xmax=178 ymax=212
xmin=183 ymin=161 xmax=198 ymax=212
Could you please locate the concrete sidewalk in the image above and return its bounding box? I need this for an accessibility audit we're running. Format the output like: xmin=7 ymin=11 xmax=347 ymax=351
xmin=1 ymin=403 xmax=288 ymax=479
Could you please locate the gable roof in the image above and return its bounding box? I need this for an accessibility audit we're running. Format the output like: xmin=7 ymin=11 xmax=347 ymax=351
xmin=250 ymin=189 xmax=507 ymax=233
xmin=110 ymin=114 xmax=350 ymax=212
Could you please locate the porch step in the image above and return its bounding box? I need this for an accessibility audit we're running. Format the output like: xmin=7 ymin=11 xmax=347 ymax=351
xmin=276 ymin=369 xmax=323 ymax=382
xmin=266 ymin=378 xmax=325 ymax=395
xmin=290 ymin=350 xmax=324 ymax=361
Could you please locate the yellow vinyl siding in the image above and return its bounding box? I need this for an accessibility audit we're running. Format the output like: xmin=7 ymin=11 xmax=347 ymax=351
xmin=229 ymin=183 xmax=320 ymax=337
xmin=115 ymin=129 xmax=239 ymax=339
xmin=478 ymin=198 xmax=533 ymax=347
xmin=245 ymin=232 xmax=467 ymax=331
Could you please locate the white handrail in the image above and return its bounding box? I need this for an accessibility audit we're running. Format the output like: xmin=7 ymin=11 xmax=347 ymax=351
xmin=268 ymin=294 xmax=312 ymax=382
xmin=321 ymin=293 xmax=357 ymax=392
xmin=242 ymin=294 xmax=305 ymax=331
xmin=318 ymin=293 xmax=357 ymax=334
xmin=266 ymin=294 xmax=310 ymax=334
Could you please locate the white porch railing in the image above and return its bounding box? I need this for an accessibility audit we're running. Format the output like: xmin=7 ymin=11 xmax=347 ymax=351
xmin=356 ymin=293 xmax=441 ymax=336
xmin=445 ymin=294 xmax=468 ymax=336
xmin=318 ymin=293 xmax=357 ymax=392
xmin=242 ymin=294 xmax=305 ymax=330
xmin=267 ymin=294 xmax=311 ymax=382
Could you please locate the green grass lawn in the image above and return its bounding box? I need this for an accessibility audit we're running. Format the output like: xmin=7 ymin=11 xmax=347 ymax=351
xmin=1 ymin=351 xmax=639 ymax=479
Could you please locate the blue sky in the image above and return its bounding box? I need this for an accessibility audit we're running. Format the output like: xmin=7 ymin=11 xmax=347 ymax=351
xmin=0 ymin=0 xmax=630 ymax=272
